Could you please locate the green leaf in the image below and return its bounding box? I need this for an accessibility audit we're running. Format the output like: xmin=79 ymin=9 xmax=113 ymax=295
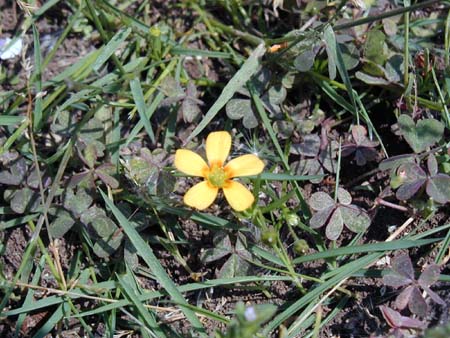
xmin=93 ymin=232 xmax=124 ymax=258
xmin=355 ymin=71 xmax=391 ymax=86
xmin=323 ymin=25 xmax=337 ymax=80
xmin=309 ymin=207 xmax=333 ymax=229
xmin=80 ymin=206 xmax=105 ymax=225
xmin=96 ymin=169 xmax=119 ymax=189
xmin=225 ymin=98 xmax=258 ymax=129
xmin=10 ymin=187 xmax=39 ymax=214
xmin=79 ymin=117 xmax=104 ymax=142
xmin=92 ymin=27 xmax=132 ymax=72
xmin=309 ymin=192 xmax=334 ymax=211
xmin=292 ymin=238 xmax=440 ymax=264
xmin=385 ymin=54 xmax=403 ymax=83
xmin=117 ymin=271 xmax=166 ymax=337
xmin=337 ymin=187 xmax=352 ymax=205
xmin=0 ymin=115 xmax=26 ymax=126
xmin=83 ymin=143 xmax=97 ymax=169
xmin=426 ymin=174 xmax=450 ymax=204
xmin=427 ymin=154 xmax=438 ymax=176
xmin=48 ymin=209 xmax=75 ymax=238
xmin=91 ymin=216 xmax=117 ymax=238
xmin=124 ymin=239 xmax=139 ymax=270
xmin=363 ymin=29 xmax=388 ymax=65
xmin=294 ymin=49 xmax=316 ymax=72
xmin=64 ymin=188 xmax=93 ymax=217
xmin=340 ymin=43 xmax=359 ymax=70
xmin=200 ymin=233 xmax=232 ymax=263
xmin=95 ymin=163 xmax=119 ymax=189
xmin=217 ymin=254 xmax=250 ymax=279
xmin=379 ymin=154 xmax=417 ymax=171
xmin=267 ymin=85 xmax=286 ymax=105
xmin=397 ymin=115 xmax=444 ymax=153
xmin=50 ymin=111 xmax=76 ymax=137
xmin=144 ymin=169 xmax=174 ymax=196
xmin=130 ymin=78 xmax=156 ymax=144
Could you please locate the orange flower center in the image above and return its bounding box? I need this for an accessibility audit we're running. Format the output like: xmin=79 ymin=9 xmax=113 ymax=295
xmin=207 ymin=164 xmax=228 ymax=188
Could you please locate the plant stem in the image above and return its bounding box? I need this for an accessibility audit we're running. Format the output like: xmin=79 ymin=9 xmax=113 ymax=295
xmin=334 ymin=0 xmax=441 ymax=31
xmin=403 ymin=0 xmax=411 ymax=87
xmin=375 ymin=198 xmax=409 ymax=212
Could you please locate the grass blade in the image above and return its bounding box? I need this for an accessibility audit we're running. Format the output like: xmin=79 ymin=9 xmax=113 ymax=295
xmin=130 ymin=78 xmax=156 ymax=144
xmin=100 ymin=190 xmax=207 ymax=337
xmin=186 ymin=44 xmax=266 ymax=143
xmin=92 ymin=27 xmax=131 ymax=72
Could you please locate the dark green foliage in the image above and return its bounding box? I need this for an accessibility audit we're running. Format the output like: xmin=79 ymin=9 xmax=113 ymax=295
xmin=80 ymin=206 xmax=123 ymax=258
xmin=424 ymin=322 xmax=450 ymax=338
xmin=124 ymin=148 xmax=175 ymax=198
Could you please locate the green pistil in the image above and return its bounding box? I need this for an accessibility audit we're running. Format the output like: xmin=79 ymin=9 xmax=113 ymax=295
xmin=208 ymin=166 xmax=227 ymax=187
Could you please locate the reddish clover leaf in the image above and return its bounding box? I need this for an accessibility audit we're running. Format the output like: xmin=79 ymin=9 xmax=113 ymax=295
xmin=291 ymin=135 xmax=337 ymax=183
xmin=383 ymin=254 xmax=444 ymax=317
xmin=341 ymin=125 xmax=379 ymax=166
xmin=395 ymin=163 xmax=427 ymax=201
xmin=308 ymin=187 xmax=371 ymax=240
xmin=394 ymin=154 xmax=450 ymax=203
xmin=380 ymin=305 xmax=426 ymax=330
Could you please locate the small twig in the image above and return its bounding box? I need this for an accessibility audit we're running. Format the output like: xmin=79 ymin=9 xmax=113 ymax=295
xmin=386 ymin=217 xmax=415 ymax=242
xmin=49 ymin=239 xmax=67 ymax=290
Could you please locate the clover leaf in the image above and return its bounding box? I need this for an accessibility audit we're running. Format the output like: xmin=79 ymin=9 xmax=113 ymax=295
xmin=64 ymin=188 xmax=93 ymax=218
xmin=49 ymin=209 xmax=76 ymax=238
xmin=200 ymin=232 xmax=252 ymax=279
xmin=124 ymin=148 xmax=174 ymax=197
xmin=397 ymin=115 xmax=444 ymax=154
xmin=290 ymin=135 xmax=337 ymax=183
xmin=161 ymin=77 xmax=204 ymax=123
xmin=380 ymin=306 xmax=426 ymax=332
xmin=226 ymin=98 xmax=258 ymax=129
xmin=80 ymin=206 xmax=123 ymax=258
xmin=309 ymin=188 xmax=371 ymax=240
xmin=383 ymin=254 xmax=444 ymax=317
xmin=395 ymin=154 xmax=450 ymax=203
xmin=341 ymin=125 xmax=379 ymax=166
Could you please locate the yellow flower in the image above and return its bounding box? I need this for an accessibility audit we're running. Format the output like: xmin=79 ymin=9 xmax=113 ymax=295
xmin=174 ymin=131 xmax=264 ymax=211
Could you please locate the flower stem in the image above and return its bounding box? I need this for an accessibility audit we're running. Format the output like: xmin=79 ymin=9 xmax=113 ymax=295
xmin=274 ymin=238 xmax=306 ymax=293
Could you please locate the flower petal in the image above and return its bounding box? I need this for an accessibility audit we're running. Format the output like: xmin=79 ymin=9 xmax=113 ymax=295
xmin=225 ymin=154 xmax=264 ymax=178
xmin=223 ymin=181 xmax=255 ymax=211
xmin=184 ymin=181 xmax=218 ymax=210
xmin=206 ymin=131 xmax=231 ymax=166
xmin=175 ymin=149 xmax=208 ymax=177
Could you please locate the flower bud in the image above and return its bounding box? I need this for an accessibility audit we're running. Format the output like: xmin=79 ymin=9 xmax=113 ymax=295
xmin=286 ymin=213 xmax=300 ymax=227
xmin=261 ymin=228 xmax=278 ymax=247
xmin=293 ymin=239 xmax=309 ymax=255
